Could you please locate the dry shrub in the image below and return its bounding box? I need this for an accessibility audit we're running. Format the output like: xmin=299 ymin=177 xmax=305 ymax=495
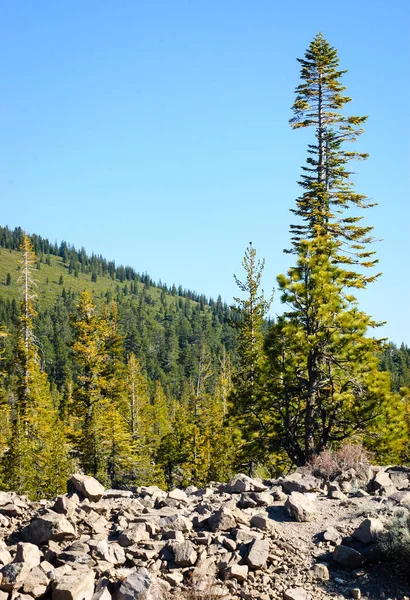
xmin=307 ymin=442 xmax=373 ymax=482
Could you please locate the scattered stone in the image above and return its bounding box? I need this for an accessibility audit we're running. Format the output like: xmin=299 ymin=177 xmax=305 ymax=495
xmin=0 ymin=492 xmax=13 ymax=506
xmin=171 ymin=541 xmax=198 ymax=567
xmin=323 ymin=526 xmax=342 ymax=545
xmin=0 ymin=503 xmax=23 ymax=517
xmin=24 ymin=511 xmax=76 ymax=545
xmin=285 ymin=492 xmax=316 ymax=522
xmin=333 ymin=545 xmax=365 ymax=568
xmin=0 ymin=514 xmax=9 ymax=528
xmin=162 ymin=530 xmax=184 ymax=542
xmin=0 ymin=543 xmax=12 ymax=567
xmin=163 ymin=571 xmax=183 ymax=586
xmin=158 ymin=514 xmax=192 ymax=532
xmin=167 ymin=488 xmax=188 ymax=503
xmin=15 ymin=543 xmax=41 ymax=569
xmin=52 ymin=569 xmax=95 ymax=600
xmin=224 ymin=474 xmax=267 ymax=494
xmin=328 ymin=482 xmax=346 ymax=500
xmin=53 ymin=496 xmax=77 ymax=517
xmin=313 ymin=563 xmax=329 ymax=581
xmin=0 ymin=562 xmax=31 ymax=592
xmin=246 ymin=538 xmax=269 ymax=570
xmin=70 ymin=474 xmax=105 ymax=502
xmin=389 ymin=490 xmax=410 ymax=505
xmin=22 ymin=565 xmax=49 ymax=597
xmin=368 ymin=470 xmax=393 ymax=493
xmin=350 ymin=589 xmax=361 ymax=599
xmin=116 ymin=568 xmax=163 ymax=600
xmin=95 ymin=541 xmax=125 ymax=566
xmin=282 ymin=473 xmax=322 ymax=494
xmin=92 ymin=580 xmax=112 ymax=600
xmin=103 ymin=490 xmax=133 ymax=499
xmin=250 ymin=491 xmax=274 ymax=506
xmin=354 ymin=489 xmax=370 ymax=498
xmin=226 ymin=564 xmax=248 ymax=582
xmin=0 ymin=468 xmax=409 ymax=600
xmin=352 ymin=518 xmax=384 ymax=544
xmin=209 ymin=507 xmax=236 ymax=532
xmin=386 ymin=467 xmax=410 ymax=490
xmin=284 ymin=587 xmax=313 ymax=600
xmin=118 ymin=524 xmax=149 ymax=547
xmin=250 ymin=513 xmax=272 ymax=531
xmin=272 ymin=488 xmax=287 ymax=502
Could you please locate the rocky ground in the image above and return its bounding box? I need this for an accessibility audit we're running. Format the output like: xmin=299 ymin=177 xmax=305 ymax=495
xmin=1 ymin=467 xmax=410 ymax=600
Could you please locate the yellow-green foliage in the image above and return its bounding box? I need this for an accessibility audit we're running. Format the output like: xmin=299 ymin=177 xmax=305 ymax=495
xmin=2 ymin=236 xmax=71 ymax=498
xmin=268 ymin=237 xmax=407 ymax=465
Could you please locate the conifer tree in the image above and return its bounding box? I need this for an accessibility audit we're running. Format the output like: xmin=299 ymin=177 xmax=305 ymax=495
xmin=150 ymin=380 xmax=171 ymax=449
xmin=189 ymin=345 xmax=213 ymax=484
xmin=4 ymin=235 xmax=71 ymax=497
xmin=215 ymin=350 xmax=233 ymax=418
xmin=72 ymin=295 xmax=140 ymax=486
xmin=100 ymin=303 xmax=137 ymax=487
xmin=208 ymin=353 xmax=237 ymax=482
xmin=229 ymin=244 xmax=273 ymax=475
xmin=125 ymin=353 xmax=150 ymax=440
xmin=102 ymin=302 xmax=126 ymax=405
xmin=289 ymin=32 xmax=377 ymax=287
xmin=103 ymin=400 xmax=137 ymax=488
xmin=124 ymin=352 xmax=158 ymax=485
xmin=266 ymin=34 xmax=406 ymax=466
xmin=71 ymin=290 xmax=108 ymax=478
xmin=156 ymin=402 xmax=193 ymax=489
xmin=0 ymin=328 xmax=9 ymax=455
xmin=33 ymin=387 xmax=72 ymax=497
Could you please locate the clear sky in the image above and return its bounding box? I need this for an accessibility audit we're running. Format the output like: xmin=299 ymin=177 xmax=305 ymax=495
xmin=1 ymin=1 xmax=409 ymax=344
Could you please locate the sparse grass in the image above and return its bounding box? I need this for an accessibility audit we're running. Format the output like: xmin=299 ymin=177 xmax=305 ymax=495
xmin=0 ymin=247 xmax=182 ymax=311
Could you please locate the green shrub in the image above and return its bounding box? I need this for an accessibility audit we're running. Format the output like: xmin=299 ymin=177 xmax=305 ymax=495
xmin=378 ymin=508 xmax=410 ymax=563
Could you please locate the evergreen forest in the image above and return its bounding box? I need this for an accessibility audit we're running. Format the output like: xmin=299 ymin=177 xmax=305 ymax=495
xmin=1 ymin=33 xmax=409 ymax=499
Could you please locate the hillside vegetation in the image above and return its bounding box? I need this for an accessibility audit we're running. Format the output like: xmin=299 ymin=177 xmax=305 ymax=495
xmin=1 ymin=34 xmax=410 ymax=501
xmin=0 ymin=225 xmax=237 ymax=397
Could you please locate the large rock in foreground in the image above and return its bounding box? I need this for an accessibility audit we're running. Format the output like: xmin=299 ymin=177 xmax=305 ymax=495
xmin=52 ymin=570 xmax=95 ymax=600
xmin=116 ymin=568 xmax=164 ymax=600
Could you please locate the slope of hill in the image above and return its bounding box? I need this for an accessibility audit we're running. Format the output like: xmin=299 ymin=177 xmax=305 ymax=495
xmin=0 ymin=226 xmax=237 ymax=397
xmin=0 ymin=225 xmax=408 ymax=397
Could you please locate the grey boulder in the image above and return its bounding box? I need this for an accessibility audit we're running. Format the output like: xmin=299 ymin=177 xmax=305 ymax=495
xmin=285 ymin=492 xmax=316 ymax=522
xmin=70 ymin=474 xmax=105 ymax=502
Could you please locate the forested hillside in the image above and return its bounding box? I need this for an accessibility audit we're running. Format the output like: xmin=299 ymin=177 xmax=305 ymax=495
xmin=0 ymin=225 xmax=238 ymax=398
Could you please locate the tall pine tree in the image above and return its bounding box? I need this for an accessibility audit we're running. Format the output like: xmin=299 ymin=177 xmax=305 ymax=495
xmin=266 ymin=34 xmax=406 ymax=466
xmin=289 ymin=32 xmax=377 ymax=287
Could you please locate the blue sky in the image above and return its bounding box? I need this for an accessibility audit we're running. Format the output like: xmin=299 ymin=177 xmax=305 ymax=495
xmin=1 ymin=1 xmax=409 ymax=344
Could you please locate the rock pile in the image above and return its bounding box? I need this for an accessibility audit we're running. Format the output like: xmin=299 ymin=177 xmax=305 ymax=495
xmin=0 ymin=468 xmax=409 ymax=600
